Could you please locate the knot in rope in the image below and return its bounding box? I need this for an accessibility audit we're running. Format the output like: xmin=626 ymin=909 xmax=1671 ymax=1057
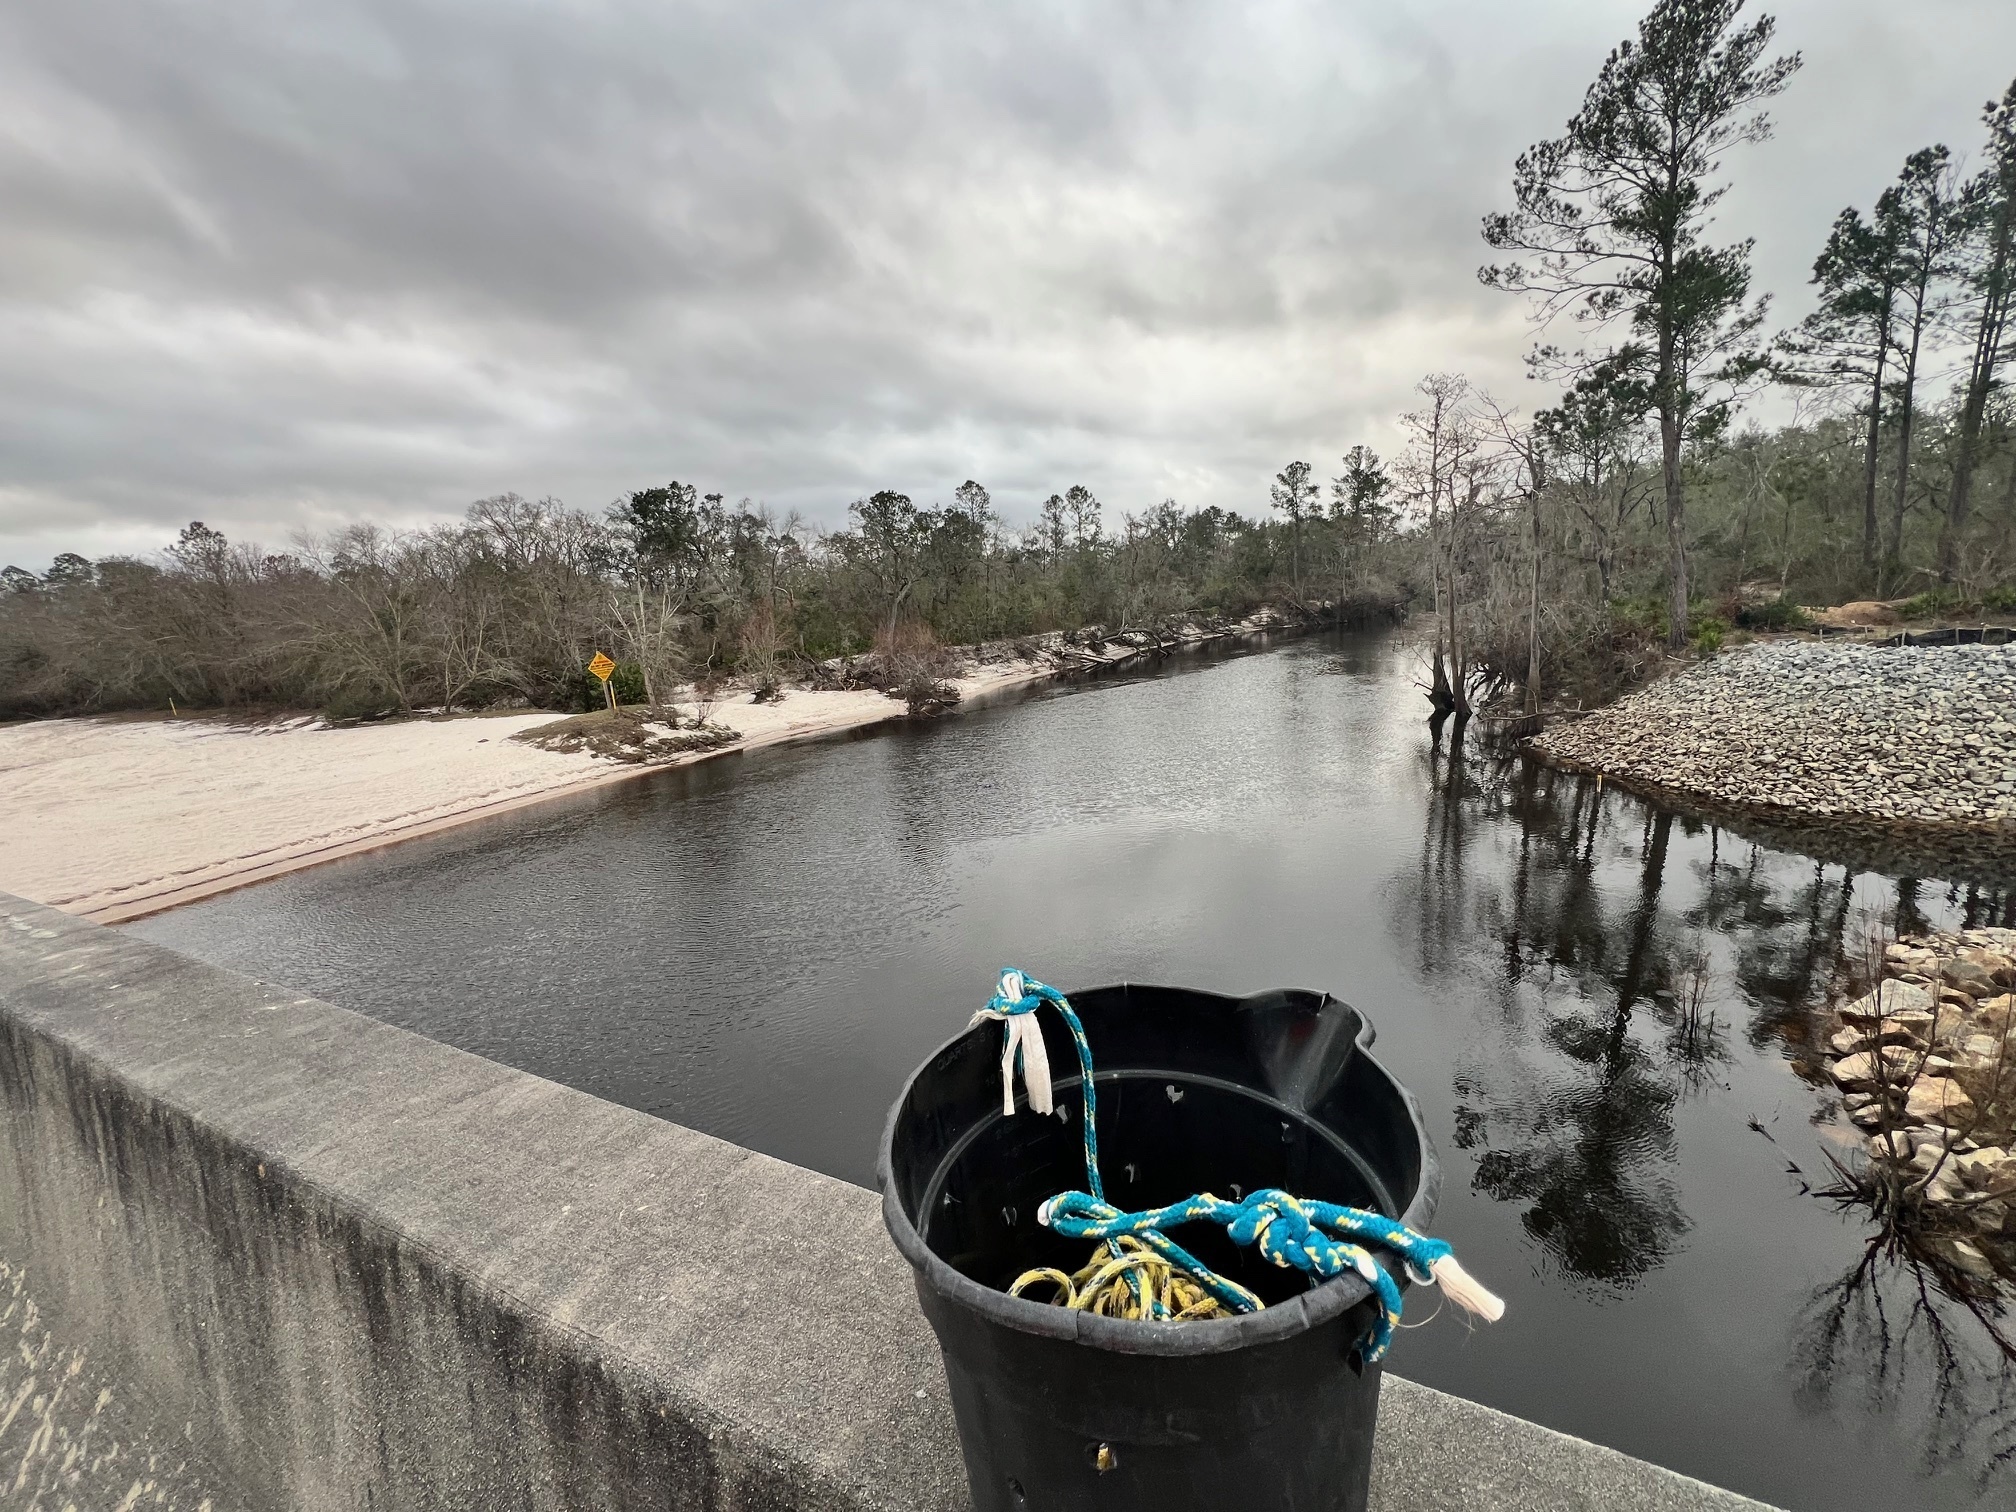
xmin=980 ymin=967 xmax=1064 ymax=1018
xmin=970 ymin=968 xmax=1068 ymax=1117
xmin=1227 ymin=1191 xmax=1338 ymax=1274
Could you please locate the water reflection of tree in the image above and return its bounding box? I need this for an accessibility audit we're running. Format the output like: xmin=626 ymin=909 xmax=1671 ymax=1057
xmin=1399 ymin=725 xmax=2012 ymax=1292
xmin=1400 ymin=721 xmax=2016 ymax=1486
xmin=1795 ymin=1239 xmax=2016 ymax=1484
xmin=1689 ymin=844 xmax=1857 ymax=1061
xmin=1405 ymin=721 xmax=1692 ymax=1288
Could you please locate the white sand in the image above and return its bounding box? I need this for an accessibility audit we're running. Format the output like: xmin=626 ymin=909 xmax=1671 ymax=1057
xmin=673 ymin=685 xmax=927 ymax=745
xmin=0 ymin=712 xmax=609 ymax=919
xmin=0 ymin=665 xmax=1047 ymax=922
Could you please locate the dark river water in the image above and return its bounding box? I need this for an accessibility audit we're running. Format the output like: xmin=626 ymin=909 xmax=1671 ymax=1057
xmin=130 ymin=630 xmax=2016 ymax=1511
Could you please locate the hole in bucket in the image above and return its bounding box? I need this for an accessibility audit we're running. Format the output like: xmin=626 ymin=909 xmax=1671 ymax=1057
xmin=1007 ymin=1478 xmax=1027 ymax=1505
xmin=1002 ymin=1205 xmax=1017 ymax=1226
xmin=1165 ymin=1084 xmax=1184 ymax=1103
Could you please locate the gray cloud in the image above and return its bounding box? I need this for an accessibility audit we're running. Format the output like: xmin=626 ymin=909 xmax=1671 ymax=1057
xmin=3 ymin=0 xmax=2013 ymax=567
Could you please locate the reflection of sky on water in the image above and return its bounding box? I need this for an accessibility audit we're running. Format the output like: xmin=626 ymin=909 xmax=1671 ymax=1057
xmin=132 ymin=631 xmax=2016 ymax=1509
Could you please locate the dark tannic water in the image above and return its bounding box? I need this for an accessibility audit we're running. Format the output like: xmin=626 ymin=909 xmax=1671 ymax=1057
xmin=130 ymin=630 xmax=2016 ymax=1512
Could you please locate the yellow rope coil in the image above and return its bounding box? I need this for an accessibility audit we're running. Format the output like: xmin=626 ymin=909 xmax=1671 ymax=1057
xmin=1008 ymin=1237 xmax=1238 ymax=1322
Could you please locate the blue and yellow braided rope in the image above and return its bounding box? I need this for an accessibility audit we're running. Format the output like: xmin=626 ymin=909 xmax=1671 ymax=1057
xmin=1035 ymin=1188 xmax=1445 ymax=1362
xmin=983 ymin=969 xmax=1494 ymax=1364
xmin=983 ymin=971 xmax=1173 ymax=1317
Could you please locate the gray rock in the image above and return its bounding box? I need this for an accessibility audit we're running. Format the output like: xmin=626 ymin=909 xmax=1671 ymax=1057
xmin=1943 ymin=958 xmax=2001 ymax=998
xmin=1904 ymin=1075 xmax=1976 ymax=1127
xmin=1531 ymin=643 xmax=2016 ymax=826
xmin=1831 ymin=1050 xmax=1913 ymax=1090
xmin=1955 ymin=1149 xmax=2016 ymax=1191
xmin=1866 ymin=1132 xmax=1910 ymax=1161
xmin=1838 ymin=981 xmax=1936 ymax=1027
xmin=1922 ymin=1169 xmax=1969 ymax=1204
xmin=1908 ymin=1142 xmax=1949 ymax=1174
xmin=1931 ymin=1236 xmax=1997 ymax=1278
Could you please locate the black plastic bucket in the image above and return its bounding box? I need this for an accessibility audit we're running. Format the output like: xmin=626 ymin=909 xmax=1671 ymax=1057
xmin=878 ymin=983 xmax=1440 ymax=1512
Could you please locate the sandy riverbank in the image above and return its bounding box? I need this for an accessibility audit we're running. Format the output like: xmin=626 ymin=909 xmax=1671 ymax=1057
xmin=0 ymin=661 xmax=1052 ymax=923
xmin=0 ymin=607 xmax=1344 ymax=922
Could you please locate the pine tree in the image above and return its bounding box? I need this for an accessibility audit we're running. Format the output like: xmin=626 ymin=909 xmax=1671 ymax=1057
xmin=1780 ymin=206 xmax=1903 ymax=583
xmin=1481 ymin=0 xmax=1800 ymax=649
xmin=1880 ymin=148 xmax=1966 ymax=584
xmin=1943 ymin=79 xmax=2016 ymax=585
xmin=1270 ymin=461 xmax=1318 ymax=599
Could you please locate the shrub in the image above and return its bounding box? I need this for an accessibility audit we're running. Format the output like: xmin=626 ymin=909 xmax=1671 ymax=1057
xmin=575 ymin=660 xmax=648 ymax=710
xmin=1732 ymin=595 xmax=1811 ymax=631
xmin=844 ymin=622 xmax=962 ymax=692
xmin=899 ymin=671 xmax=962 ymax=716
xmin=1608 ymin=594 xmax=1669 ymax=639
xmin=323 ymin=686 xmax=401 ymax=723
xmin=515 ymin=707 xmax=739 ymax=761
xmin=1983 ymin=585 xmax=2016 ymax=614
xmin=1898 ymin=588 xmax=1972 ymax=621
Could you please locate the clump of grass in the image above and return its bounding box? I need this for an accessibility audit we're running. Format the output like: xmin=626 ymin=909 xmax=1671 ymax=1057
xmin=321 ymin=686 xmax=402 ymax=723
xmin=515 ymin=706 xmax=739 ymax=763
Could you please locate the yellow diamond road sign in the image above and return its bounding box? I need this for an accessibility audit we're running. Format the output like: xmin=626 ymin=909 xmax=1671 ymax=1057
xmin=588 ymin=652 xmax=616 ymax=682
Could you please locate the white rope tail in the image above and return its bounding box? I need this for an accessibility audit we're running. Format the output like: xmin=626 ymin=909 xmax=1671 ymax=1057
xmin=970 ymin=969 xmax=1053 ymax=1117
xmin=1430 ymin=1254 xmax=1506 ymax=1322
xmin=1001 ymin=1013 xmax=1053 ymax=1116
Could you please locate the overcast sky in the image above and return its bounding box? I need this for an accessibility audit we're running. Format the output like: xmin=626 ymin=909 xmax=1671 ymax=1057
xmin=2 ymin=0 xmax=2013 ymax=569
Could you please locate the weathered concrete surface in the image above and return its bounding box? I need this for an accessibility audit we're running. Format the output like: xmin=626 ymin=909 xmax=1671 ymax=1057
xmin=0 ymin=1255 xmax=242 ymax=1510
xmin=1 ymin=890 xmax=964 ymax=1512
xmin=1372 ymin=1376 xmax=1772 ymax=1511
xmin=0 ymin=892 xmax=1777 ymax=1510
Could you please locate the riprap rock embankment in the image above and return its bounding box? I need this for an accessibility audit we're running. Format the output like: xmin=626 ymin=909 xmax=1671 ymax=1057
xmin=1532 ymin=641 xmax=2016 ymax=828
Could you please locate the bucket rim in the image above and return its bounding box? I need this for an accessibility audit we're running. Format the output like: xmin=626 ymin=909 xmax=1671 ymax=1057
xmin=876 ymin=982 xmax=1442 ymax=1359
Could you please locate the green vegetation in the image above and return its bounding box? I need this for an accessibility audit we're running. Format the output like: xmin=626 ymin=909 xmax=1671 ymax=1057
xmin=1898 ymin=588 xmax=1974 ymax=621
xmin=1732 ymin=596 xmax=1810 ymax=632
xmin=1894 ymin=585 xmax=2016 ymax=620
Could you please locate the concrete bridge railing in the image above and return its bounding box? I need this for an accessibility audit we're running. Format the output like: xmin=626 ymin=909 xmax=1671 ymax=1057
xmin=0 ymin=891 xmax=1769 ymax=1510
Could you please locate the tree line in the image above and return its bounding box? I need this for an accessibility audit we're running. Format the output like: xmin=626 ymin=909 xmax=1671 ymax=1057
xmin=0 ymin=484 xmax=1405 ymax=720
xmin=1467 ymin=2 xmax=2014 ymax=671
xmin=3 ymin=0 xmax=2014 ymax=725
xmin=1368 ymin=0 xmax=2016 ymax=716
